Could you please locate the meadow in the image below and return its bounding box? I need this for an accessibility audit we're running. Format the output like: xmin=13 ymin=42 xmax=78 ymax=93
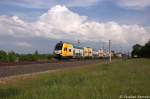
xmin=0 ymin=59 xmax=150 ymax=99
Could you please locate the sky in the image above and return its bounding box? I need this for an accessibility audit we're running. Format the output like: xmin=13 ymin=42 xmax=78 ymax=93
xmin=0 ymin=0 xmax=150 ymax=54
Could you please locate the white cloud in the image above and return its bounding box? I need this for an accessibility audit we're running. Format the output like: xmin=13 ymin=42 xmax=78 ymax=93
xmin=0 ymin=5 xmax=149 ymax=46
xmin=117 ymin=0 xmax=150 ymax=10
xmin=15 ymin=42 xmax=32 ymax=48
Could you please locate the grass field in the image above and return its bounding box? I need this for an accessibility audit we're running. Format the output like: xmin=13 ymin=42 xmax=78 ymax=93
xmin=0 ymin=59 xmax=150 ymax=99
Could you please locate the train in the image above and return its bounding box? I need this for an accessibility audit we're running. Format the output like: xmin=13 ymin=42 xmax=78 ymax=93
xmin=53 ymin=41 xmax=105 ymax=59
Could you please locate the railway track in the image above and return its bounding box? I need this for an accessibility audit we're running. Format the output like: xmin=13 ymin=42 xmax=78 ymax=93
xmin=0 ymin=59 xmax=86 ymax=67
xmin=0 ymin=59 xmax=103 ymax=78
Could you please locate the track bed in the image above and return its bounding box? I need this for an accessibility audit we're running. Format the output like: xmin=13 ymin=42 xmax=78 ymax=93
xmin=0 ymin=60 xmax=102 ymax=78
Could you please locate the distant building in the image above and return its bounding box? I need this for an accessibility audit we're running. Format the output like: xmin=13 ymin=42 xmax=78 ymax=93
xmin=115 ymin=52 xmax=122 ymax=58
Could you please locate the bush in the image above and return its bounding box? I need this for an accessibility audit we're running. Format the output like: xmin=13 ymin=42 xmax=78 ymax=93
xmin=0 ymin=50 xmax=53 ymax=62
xmin=18 ymin=54 xmax=37 ymax=61
xmin=0 ymin=50 xmax=9 ymax=62
xmin=8 ymin=52 xmax=18 ymax=62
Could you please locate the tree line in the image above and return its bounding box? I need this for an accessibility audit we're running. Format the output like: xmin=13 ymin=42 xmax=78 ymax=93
xmin=132 ymin=40 xmax=150 ymax=58
xmin=0 ymin=50 xmax=53 ymax=63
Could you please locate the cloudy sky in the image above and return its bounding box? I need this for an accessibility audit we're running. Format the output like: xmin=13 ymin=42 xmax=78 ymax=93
xmin=0 ymin=0 xmax=150 ymax=54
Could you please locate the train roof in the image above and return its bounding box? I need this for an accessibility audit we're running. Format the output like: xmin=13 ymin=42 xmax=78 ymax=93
xmin=58 ymin=42 xmax=83 ymax=49
xmin=56 ymin=41 xmax=94 ymax=49
xmin=63 ymin=42 xmax=72 ymax=44
xmin=83 ymin=47 xmax=92 ymax=49
xmin=73 ymin=45 xmax=83 ymax=49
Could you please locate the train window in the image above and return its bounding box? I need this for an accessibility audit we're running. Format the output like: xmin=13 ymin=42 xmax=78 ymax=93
xmin=69 ymin=49 xmax=71 ymax=52
xmin=64 ymin=48 xmax=67 ymax=51
xmin=55 ymin=43 xmax=63 ymax=50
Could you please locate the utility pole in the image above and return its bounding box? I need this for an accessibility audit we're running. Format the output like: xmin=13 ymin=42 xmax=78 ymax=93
xmin=109 ymin=40 xmax=111 ymax=62
xmin=102 ymin=42 xmax=104 ymax=50
xmin=102 ymin=42 xmax=105 ymax=58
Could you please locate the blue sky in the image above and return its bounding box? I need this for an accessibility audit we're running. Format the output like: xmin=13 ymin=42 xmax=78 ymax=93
xmin=0 ymin=0 xmax=150 ymax=53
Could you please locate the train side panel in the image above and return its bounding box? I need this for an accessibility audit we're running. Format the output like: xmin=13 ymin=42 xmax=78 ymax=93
xmin=92 ymin=50 xmax=99 ymax=58
xmin=98 ymin=49 xmax=104 ymax=58
xmin=61 ymin=43 xmax=74 ymax=58
xmin=83 ymin=47 xmax=93 ymax=58
xmin=88 ymin=48 xmax=93 ymax=57
xmin=73 ymin=46 xmax=83 ymax=58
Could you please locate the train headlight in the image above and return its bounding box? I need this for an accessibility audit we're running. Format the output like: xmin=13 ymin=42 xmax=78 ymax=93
xmin=54 ymin=50 xmax=61 ymax=54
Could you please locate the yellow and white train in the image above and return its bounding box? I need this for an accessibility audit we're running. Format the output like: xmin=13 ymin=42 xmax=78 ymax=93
xmin=53 ymin=41 xmax=105 ymax=59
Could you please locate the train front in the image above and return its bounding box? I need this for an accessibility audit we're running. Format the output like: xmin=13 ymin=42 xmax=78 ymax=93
xmin=53 ymin=41 xmax=63 ymax=58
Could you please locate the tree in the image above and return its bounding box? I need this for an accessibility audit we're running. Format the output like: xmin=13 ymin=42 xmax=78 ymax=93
xmin=8 ymin=51 xmax=18 ymax=62
xmin=34 ymin=50 xmax=39 ymax=55
xmin=141 ymin=41 xmax=150 ymax=58
xmin=0 ymin=50 xmax=8 ymax=62
xmin=32 ymin=50 xmax=39 ymax=61
xmin=132 ymin=39 xmax=150 ymax=58
xmin=131 ymin=44 xmax=142 ymax=58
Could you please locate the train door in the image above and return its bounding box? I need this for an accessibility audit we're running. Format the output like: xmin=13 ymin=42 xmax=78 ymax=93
xmin=63 ymin=47 xmax=68 ymax=56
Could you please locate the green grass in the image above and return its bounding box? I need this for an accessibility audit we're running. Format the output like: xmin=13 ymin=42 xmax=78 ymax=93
xmin=0 ymin=59 xmax=150 ymax=99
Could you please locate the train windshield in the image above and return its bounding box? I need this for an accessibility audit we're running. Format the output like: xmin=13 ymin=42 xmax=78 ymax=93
xmin=55 ymin=43 xmax=63 ymax=50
